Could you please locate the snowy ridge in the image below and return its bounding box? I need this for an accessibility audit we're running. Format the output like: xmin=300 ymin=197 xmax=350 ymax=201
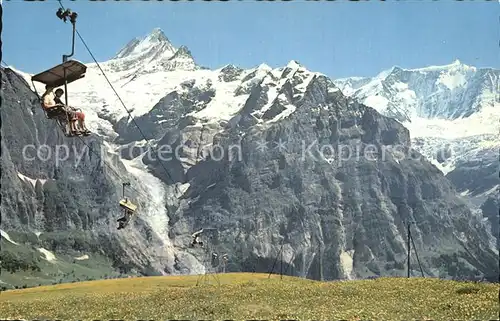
xmin=108 ymin=28 xmax=197 ymax=74
xmin=7 ymin=28 xmax=498 ymax=216
xmin=333 ymin=60 xmax=499 ymax=144
xmin=334 ymin=60 xmax=498 ymax=125
xmin=410 ymin=59 xmax=473 ymax=73
xmin=4 ymin=28 xmax=499 ymax=278
xmin=23 ymin=40 xmax=322 ymax=141
xmin=114 ymin=28 xmax=176 ymax=60
xmin=334 ymin=60 xmax=499 ymax=207
xmin=10 ymin=31 xmax=497 ymax=145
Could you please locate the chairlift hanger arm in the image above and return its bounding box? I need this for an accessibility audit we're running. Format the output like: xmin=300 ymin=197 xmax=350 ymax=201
xmin=122 ymin=182 xmax=131 ymax=198
xmin=56 ymin=0 xmax=185 ymax=199
xmin=56 ymin=7 xmax=78 ymax=62
xmin=56 ymin=6 xmax=77 ymax=110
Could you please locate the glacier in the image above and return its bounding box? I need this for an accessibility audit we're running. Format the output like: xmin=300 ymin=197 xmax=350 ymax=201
xmin=1 ymin=28 xmax=498 ymax=286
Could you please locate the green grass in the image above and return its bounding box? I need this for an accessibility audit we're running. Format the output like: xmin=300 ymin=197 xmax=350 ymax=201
xmin=1 ymin=273 xmax=498 ymax=320
xmin=0 ymin=237 xmax=122 ymax=288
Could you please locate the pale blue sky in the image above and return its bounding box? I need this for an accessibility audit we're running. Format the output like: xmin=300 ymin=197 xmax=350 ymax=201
xmin=2 ymin=1 xmax=499 ymax=79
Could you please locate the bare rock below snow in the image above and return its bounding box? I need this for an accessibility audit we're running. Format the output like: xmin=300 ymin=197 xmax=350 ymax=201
xmin=2 ymin=41 xmax=498 ymax=284
xmin=114 ymin=62 xmax=497 ymax=281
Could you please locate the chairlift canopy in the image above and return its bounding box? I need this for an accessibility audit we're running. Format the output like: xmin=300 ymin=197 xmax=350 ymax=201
xmin=119 ymin=199 xmax=138 ymax=212
xmin=31 ymin=60 xmax=87 ymax=88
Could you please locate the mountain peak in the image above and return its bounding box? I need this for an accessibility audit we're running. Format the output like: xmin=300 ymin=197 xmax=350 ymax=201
xmin=410 ymin=59 xmax=474 ymax=73
xmin=113 ymin=28 xmax=176 ymax=60
xmin=174 ymin=45 xmax=192 ymax=58
xmin=286 ymin=60 xmax=302 ymax=69
xmin=147 ymin=27 xmax=170 ymax=44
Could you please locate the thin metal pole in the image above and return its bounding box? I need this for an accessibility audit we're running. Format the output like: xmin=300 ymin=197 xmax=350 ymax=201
xmin=319 ymin=243 xmax=323 ymax=281
xmin=410 ymin=229 xmax=425 ymax=277
xmin=268 ymin=239 xmax=283 ymax=278
xmin=63 ymin=64 xmax=70 ymax=131
xmin=69 ymin=20 xmax=76 ymax=58
xmin=407 ymin=222 xmax=411 ymax=278
xmin=122 ymin=182 xmax=130 ymax=200
xmin=280 ymin=242 xmax=283 ymax=280
xmin=58 ymin=9 xmax=77 ymax=132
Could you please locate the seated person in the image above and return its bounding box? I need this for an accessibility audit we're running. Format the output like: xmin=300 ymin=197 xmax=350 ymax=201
xmin=190 ymin=229 xmax=204 ymax=247
xmin=117 ymin=209 xmax=134 ymax=230
xmin=42 ymin=85 xmax=79 ymax=135
xmin=53 ymin=88 xmax=64 ymax=105
xmin=54 ymin=88 xmax=90 ymax=135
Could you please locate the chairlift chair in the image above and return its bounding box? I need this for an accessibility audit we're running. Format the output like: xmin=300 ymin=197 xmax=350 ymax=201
xmin=119 ymin=198 xmax=138 ymax=212
xmin=31 ymin=60 xmax=87 ymax=136
xmin=117 ymin=182 xmax=138 ymax=230
xmin=30 ymin=7 xmax=90 ymax=137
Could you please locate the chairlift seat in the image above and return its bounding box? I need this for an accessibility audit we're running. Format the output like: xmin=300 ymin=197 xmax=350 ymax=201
xmin=43 ymin=105 xmax=67 ymax=119
xmin=31 ymin=60 xmax=87 ymax=88
xmin=119 ymin=199 xmax=137 ymax=212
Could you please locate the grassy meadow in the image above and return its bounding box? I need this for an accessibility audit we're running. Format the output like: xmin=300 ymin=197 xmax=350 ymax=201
xmin=0 ymin=273 xmax=498 ymax=320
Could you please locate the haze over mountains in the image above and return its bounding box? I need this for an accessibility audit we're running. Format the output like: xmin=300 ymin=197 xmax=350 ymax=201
xmin=1 ymin=28 xmax=497 ymax=288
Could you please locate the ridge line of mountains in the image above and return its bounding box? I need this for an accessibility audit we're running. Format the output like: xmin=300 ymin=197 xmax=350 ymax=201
xmin=1 ymin=28 xmax=498 ymax=288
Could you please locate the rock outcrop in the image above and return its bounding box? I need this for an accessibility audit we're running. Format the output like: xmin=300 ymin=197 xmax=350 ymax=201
xmin=1 ymin=34 xmax=497 ymax=286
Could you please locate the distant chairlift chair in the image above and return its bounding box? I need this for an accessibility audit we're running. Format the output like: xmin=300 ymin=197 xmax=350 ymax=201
xmin=117 ymin=182 xmax=138 ymax=230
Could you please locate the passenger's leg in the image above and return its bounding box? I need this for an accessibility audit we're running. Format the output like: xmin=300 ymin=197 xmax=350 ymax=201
xmin=65 ymin=122 xmax=71 ymax=136
xmin=78 ymin=112 xmax=90 ymax=132
xmin=72 ymin=111 xmax=81 ymax=132
xmin=117 ymin=216 xmax=126 ymax=229
xmin=65 ymin=108 xmax=80 ymax=134
xmin=71 ymin=120 xmax=80 ymax=134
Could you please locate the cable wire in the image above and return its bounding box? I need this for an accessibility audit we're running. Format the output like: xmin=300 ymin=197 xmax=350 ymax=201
xmin=410 ymin=229 xmax=425 ymax=277
xmin=57 ymin=1 xmax=184 ymax=198
xmin=1 ymin=59 xmax=152 ymax=202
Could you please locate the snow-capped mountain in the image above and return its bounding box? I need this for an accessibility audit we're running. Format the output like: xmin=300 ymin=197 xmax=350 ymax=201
xmin=103 ymin=28 xmax=197 ymax=75
xmin=334 ymin=60 xmax=499 ymax=209
xmin=75 ymin=39 xmax=498 ymax=198
xmin=22 ymin=32 xmax=327 ymax=146
xmin=334 ymin=60 xmax=498 ymax=125
xmin=17 ymin=28 xmax=497 ymax=207
xmin=114 ymin=28 xmax=177 ymax=60
xmin=3 ymin=28 xmax=498 ymax=283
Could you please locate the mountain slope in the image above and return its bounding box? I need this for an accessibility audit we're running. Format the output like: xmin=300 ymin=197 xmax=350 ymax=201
xmin=0 ymin=66 xmax=195 ymax=286
xmin=334 ymin=61 xmax=499 ymax=245
xmin=334 ymin=60 xmax=498 ymax=124
xmin=2 ymin=29 xmax=498 ymax=286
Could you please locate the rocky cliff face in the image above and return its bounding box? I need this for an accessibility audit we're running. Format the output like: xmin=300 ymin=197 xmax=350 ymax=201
xmin=335 ymin=61 xmax=499 ymax=251
xmin=131 ymin=64 xmax=498 ymax=280
xmin=0 ymin=67 xmax=180 ymax=279
xmin=1 ymin=30 xmax=498 ymax=286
